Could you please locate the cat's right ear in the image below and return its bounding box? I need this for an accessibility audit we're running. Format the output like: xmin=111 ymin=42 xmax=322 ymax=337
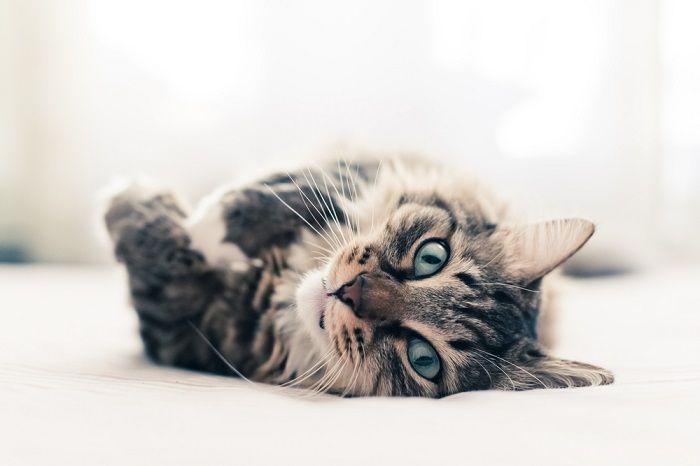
xmin=494 ymin=218 xmax=595 ymax=285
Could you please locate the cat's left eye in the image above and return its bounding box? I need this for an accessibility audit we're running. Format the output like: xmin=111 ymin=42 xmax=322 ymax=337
xmin=407 ymin=338 xmax=441 ymax=380
xmin=413 ymin=240 xmax=449 ymax=278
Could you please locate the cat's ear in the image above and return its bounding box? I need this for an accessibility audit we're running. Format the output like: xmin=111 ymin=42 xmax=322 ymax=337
xmin=495 ymin=218 xmax=595 ymax=285
xmin=508 ymin=351 xmax=614 ymax=389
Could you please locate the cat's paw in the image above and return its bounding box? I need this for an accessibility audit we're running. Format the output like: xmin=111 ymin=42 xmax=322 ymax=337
xmin=102 ymin=179 xmax=201 ymax=273
xmin=103 ymin=179 xmax=187 ymax=235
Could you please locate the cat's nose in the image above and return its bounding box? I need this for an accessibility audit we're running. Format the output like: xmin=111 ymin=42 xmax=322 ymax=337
xmin=336 ymin=275 xmax=364 ymax=313
xmin=334 ymin=273 xmax=405 ymax=321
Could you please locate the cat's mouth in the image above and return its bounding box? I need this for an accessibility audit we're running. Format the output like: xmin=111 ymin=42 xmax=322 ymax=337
xmin=318 ymin=277 xmax=328 ymax=329
xmin=295 ymin=269 xmax=338 ymax=345
xmin=314 ymin=288 xmax=331 ymax=331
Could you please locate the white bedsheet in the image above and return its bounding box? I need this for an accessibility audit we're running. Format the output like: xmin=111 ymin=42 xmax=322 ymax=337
xmin=1 ymin=265 xmax=699 ymax=465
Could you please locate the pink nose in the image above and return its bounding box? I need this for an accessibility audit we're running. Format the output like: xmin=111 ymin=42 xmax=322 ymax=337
xmin=337 ymin=275 xmax=364 ymax=313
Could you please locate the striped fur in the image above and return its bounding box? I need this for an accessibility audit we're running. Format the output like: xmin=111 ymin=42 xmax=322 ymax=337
xmin=105 ymin=157 xmax=613 ymax=397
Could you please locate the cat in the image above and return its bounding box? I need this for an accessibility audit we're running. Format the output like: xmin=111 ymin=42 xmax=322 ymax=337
xmin=104 ymin=156 xmax=613 ymax=397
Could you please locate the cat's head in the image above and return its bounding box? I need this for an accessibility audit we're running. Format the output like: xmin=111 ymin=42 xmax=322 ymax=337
xmin=295 ymin=173 xmax=613 ymax=397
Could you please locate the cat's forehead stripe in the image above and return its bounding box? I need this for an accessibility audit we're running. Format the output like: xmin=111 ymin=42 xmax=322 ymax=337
xmin=386 ymin=205 xmax=456 ymax=260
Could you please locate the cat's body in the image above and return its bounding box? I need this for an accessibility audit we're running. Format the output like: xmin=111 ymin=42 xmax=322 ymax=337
xmin=105 ymin=156 xmax=613 ymax=397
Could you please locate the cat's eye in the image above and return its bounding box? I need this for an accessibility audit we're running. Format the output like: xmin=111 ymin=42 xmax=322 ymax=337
xmin=407 ymin=338 xmax=440 ymax=380
xmin=413 ymin=240 xmax=449 ymax=278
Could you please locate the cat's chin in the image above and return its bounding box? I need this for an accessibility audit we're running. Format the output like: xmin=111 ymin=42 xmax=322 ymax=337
xmin=295 ymin=268 xmax=332 ymax=349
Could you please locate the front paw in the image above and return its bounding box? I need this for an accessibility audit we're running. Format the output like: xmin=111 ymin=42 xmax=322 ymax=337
xmin=103 ymin=180 xmax=197 ymax=271
xmin=104 ymin=180 xmax=185 ymax=236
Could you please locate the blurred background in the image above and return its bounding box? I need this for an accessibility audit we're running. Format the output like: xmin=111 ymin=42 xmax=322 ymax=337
xmin=1 ymin=0 xmax=698 ymax=271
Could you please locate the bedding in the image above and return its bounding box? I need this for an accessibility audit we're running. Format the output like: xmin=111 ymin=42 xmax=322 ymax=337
xmin=1 ymin=265 xmax=698 ymax=465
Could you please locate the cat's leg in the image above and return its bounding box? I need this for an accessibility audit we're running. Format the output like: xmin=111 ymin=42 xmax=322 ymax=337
xmin=190 ymin=162 xmax=380 ymax=262
xmin=105 ymin=183 xmax=265 ymax=375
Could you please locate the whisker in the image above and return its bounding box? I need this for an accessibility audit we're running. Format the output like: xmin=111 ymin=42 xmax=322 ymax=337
xmin=300 ymin=169 xmax=336 ymax=237
xmin=474 ymin=348 xmax=548 ymax=389
xmin=370 ymin=159 xmax=383 ymax=234
xmin=320 ymin=164 xmax=354 ymax=241
xmin=309 ymin=336 xmax=353 ymax=397
xmin=352 ymin=341 xmax=367 ymax=395
xmin=306 ymin=350 xmax=342 ymax=390
xmin=188 ymin=320 xmax=258 ymax=386
xmin=343 ymin=159 xmax=362 ymax=237
xmin=335 ymin=160 xmax=355 ymax=239
xmin=475 ymin=352 xmax=515 ymax=390
xmin=263 ymin=183 xmax=337 ymax=252
xmin=479 ymin=282 xmax=541 ymax=293
xmin=306 ymin=356 xmax=344 ymax=397
xmin=318 ymin=359 xmax=348 ymax=395
xmin=286 ymin=173 xmax=342 ymax=249
xmin=481 ymin=249 xmax=506 ymax=269
xmin=190 ymin=320 xmax=350 ymax=399
xmin=318 ymin=167 xmax=351 ymax=244
xmin=306 ymin=169 xmax=349 ymax=246
xmin=352 ymin=161 xmax=363 ymax=237
xmin=303 ymin=240 xmax=336 ymax=257
xmin=340 ymin=357 xmax=361 ymax=397
xmin=470 ymin=355 xmax=493 ymax=386
xmin=281 ymin=350 xmax=334 ymax=388
xmin=337 ymin=159 xmax=347 ymax=207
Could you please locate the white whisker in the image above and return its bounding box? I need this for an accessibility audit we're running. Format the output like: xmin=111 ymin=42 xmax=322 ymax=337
xmin=340 ymin=357 xmax=361 ymax=397
xmin=188 ymin=320 xmax=257 ymax=386
xmin=343 ymin=159 xmax=362 ymax=237
xmin=300 ymin=169 xmax=335 ymax=234
xmin=303 ymin=240 xmax=336 ymax=257
xmin=480 ymin=282 xmax=541 ymax=293
xmin=470 ymin=355 xmax=493 ymax=385
xmin=474 ymin=349 xmax=547 ymax=389
xmin=318 ymin=167 xmax=350 ymax=245
xmin=320 ymin=164 xmax=354 ymax=241
xmin=370 ymin=159 xmax=383 ymax=234
xmin=305 ymin=168 xmax=349 ymax=246
xmin=318 ymin=358 xmax=348 ymax=395
xmin=475 ymin=352 xmax=516 ymax=390
xmin=335 ymin=160 xmax=354 ymax=239
xmin=281 ymin=350 xmax=334 ymax=388
xmin=263 ymin=183 xmax=337 ymax=252
xmin=286 ymin=173 xmax=342 ymax=249
xmin=306 ymin=355 xmax=344 ymax=397
xmin=482 ymin=249 xmax=505 ymax=269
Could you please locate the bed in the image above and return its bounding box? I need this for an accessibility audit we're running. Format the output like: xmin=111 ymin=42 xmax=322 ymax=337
xmin=2 ymin=264 xmax=698 ymax=465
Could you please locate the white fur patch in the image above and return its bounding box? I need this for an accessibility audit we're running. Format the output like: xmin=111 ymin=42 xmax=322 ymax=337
xmin=186 ymin=191 xmax=248 ymax=268
xmin=294 ymin=267 xmax=332 ymax=350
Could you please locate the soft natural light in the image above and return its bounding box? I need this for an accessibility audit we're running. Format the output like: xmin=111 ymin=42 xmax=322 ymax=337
xmin=1 ymin=0 xmax=698 ymax=263
xmin=90 ymin=0 xmax=263 ymax=104
xmin=431 ymin=0 xmax=608 ymax=159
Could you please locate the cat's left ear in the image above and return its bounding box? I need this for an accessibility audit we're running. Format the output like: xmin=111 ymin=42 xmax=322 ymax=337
xmin=495 ymin=218 xmax=595 ymax=285
xmin=511 ymin=350 xmax=614 ymax=389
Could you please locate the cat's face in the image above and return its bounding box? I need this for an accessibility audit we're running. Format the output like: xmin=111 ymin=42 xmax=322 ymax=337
xmin=296 ymin=193 xmax=613 ymax=397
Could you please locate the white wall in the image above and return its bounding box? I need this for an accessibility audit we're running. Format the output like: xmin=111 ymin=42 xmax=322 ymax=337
xmin=1 ymin=0 xmax=697 ymax=266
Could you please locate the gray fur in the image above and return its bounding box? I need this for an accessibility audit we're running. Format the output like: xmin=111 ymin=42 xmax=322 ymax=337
xmin=105 ymin=158 xmax=613 ymax=397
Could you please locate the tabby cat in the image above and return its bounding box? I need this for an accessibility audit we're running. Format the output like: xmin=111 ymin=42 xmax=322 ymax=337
xmin=105 ymin=156 xmax=613 ymax=397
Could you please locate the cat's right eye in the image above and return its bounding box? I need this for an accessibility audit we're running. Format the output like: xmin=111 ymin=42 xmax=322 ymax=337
xmin=407 ymin=338 xmax=441 ymax=380
xmin=413 ymin=239 xmax=449 ymax=278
